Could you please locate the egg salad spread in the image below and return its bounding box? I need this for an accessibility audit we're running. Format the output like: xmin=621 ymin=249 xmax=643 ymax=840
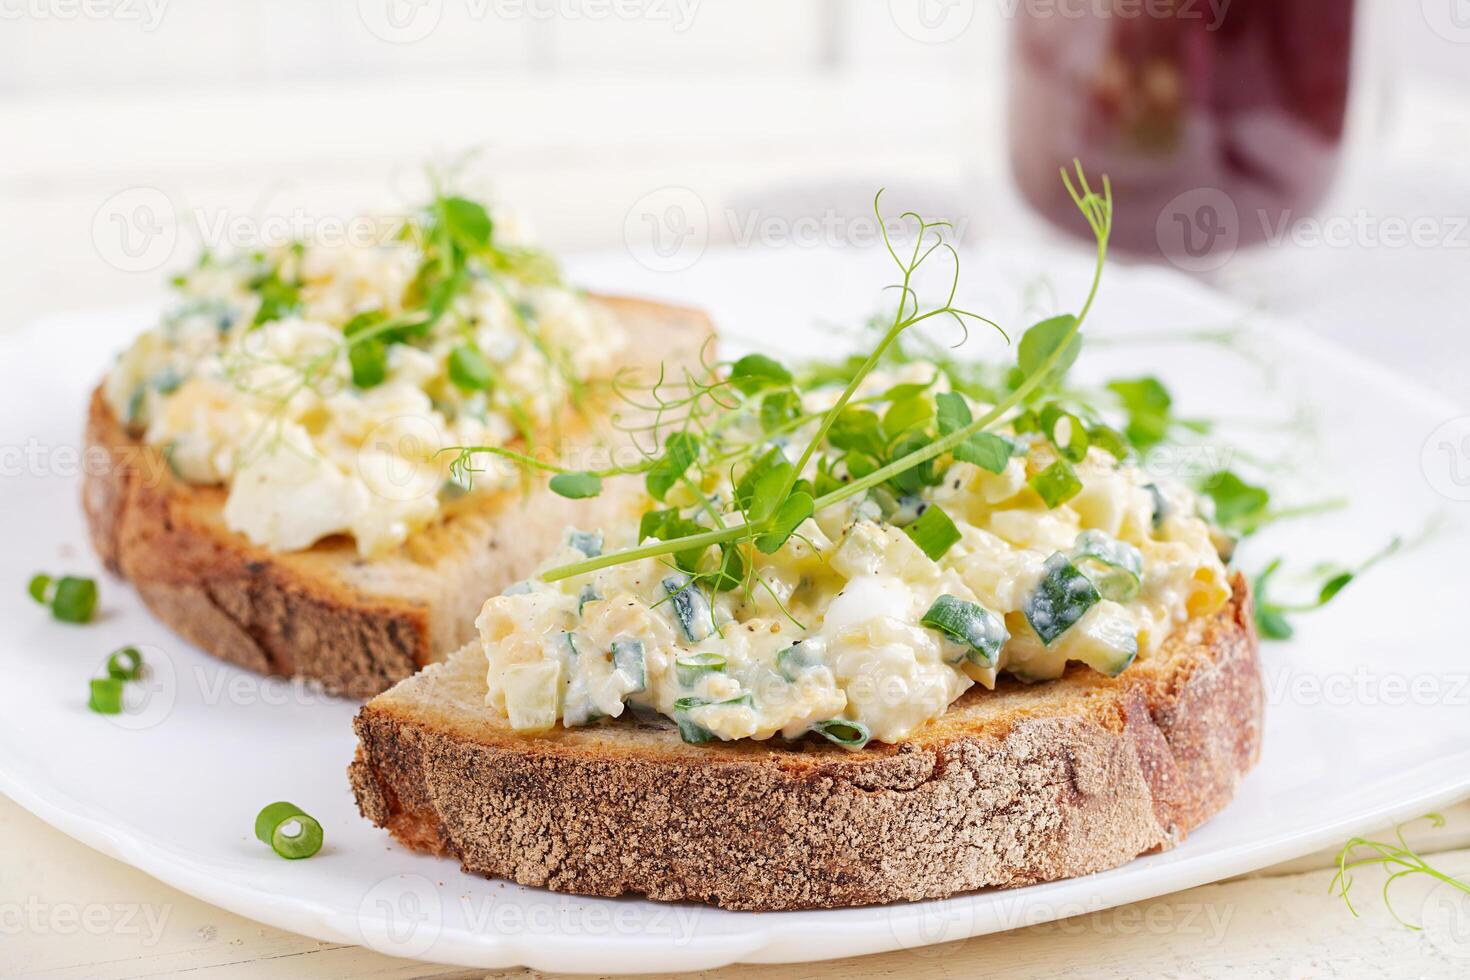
xmin=473 ymin=369 xmax=1232 ymax=750
xmin=103 ymin=199 xmax=623 ymax=557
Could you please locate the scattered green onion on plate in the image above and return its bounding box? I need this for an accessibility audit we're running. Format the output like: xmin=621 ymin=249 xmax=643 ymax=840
xmin=88 ymin=677 xmax=124 ymax=715
xmin=254 ymin=802 xmax=324 ymax=860
xmin=29 ymin=572 xmax=98 ymax=624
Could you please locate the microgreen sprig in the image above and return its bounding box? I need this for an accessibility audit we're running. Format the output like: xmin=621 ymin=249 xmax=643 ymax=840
xmin=1331 ymin=813 xmax=1470 ymax=929
xmin=447 ymin=163 xmax=1113 ymax=587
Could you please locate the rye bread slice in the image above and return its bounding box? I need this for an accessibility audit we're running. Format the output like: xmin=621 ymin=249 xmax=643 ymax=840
xmin=348 ymin=574 xmax=1263 ymax=911
xmin=82 ymin=295 xmax=713 ymax=697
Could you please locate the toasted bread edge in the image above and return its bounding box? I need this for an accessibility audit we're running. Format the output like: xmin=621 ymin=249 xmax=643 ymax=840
xmin=81 ymin=295 xmax=715 ymax=697
xmin=348 ymin=575 xmax=1263 ymax=910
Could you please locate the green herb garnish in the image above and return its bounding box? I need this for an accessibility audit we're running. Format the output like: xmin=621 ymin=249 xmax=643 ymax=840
xmin=904 ymin=504 xmax=962 ymax=561
xmin=106 ymin=646 xmax=144 ymax=681
xmin=1331 ymin=814 xmax=1469 ymax=930
xmin=1251 ymin=537 xmax=1401 ymax=640
xmin=1026 ymin=553 xmax=1101 ymax=646
xmin=30 ymin=573 xmax=98 ymax=624
xmin=254 ymin=802 xmax=325 ymax=860
xmin=440 ymin=164 xmax=1114 ymax=601
xmin=1030 ymin=458 xmax=1083 ymax=508
xmin=812 ymin=718 xmax=871 ymax=750
xmin=88 ymin=677 xmax=124 ymax=715
xmin=920 ymin=594 xmax=1009 ymax=666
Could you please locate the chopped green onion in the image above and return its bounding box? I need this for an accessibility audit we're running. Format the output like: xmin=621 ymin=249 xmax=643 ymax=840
xmin=254 ymin=802 xmax=324 ymax=860
xmin=1070 ymin=530 xmax=1144 ymax=602
xmin=675 ymin=717 xmax=715 ymax=744
xmin=612 ymin=638 xmax=647 ymax=693
xmin=106 ymin=646 xmax=144 ymax=681
xmin=674 ymin=693 xmax=752 ymax=711
xmin=812 ymin=718 xmax=871 ymax=750
xmin=28 ymin=573 xmax=52 ymax=604
xmin=904 ymin=504 xmax=961 ymax=562
xmin=50 ymin=576 xmax=98 ymax=624
xmin=675 ymin=651 xmax=727 ymax=686
xmin=448 ymin=342 xmax=494 ymax=391
xmin=1030 ymin=459 xmax=1083 ymax=509
xmin=1088 ymin=424 xmax=1130 ymax=461
xmin=1026 ymin=553 xmax=1101 ymax=646
xmin=920 ymin=594 xmax=1009 ymax=667
xmin=88 ymin=677 xmax=124 ymax=715
xmin=1039 ymin=404 xmax=1090 ymax=462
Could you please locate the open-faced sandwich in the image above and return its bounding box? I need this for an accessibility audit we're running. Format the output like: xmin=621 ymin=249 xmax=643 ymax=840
xmin=83 ymin=189 xmax=712 ymax=695
xmin=349 ymin=171 xmax=1264 ymax=909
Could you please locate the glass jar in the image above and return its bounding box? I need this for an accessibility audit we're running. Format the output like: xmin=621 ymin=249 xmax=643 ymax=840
xmin=1008 ymin=0 xmax=1357 ymax=267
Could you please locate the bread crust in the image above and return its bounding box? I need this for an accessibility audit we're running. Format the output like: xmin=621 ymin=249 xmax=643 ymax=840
xmin=82 ymin=296 xmax=713 ymax=697
xmin=348 ymin=576 xmax=1263 ymax=910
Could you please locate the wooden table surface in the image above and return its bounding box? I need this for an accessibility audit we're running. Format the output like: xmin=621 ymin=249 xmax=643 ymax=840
xmin=6 ymin=791 xmax=1470 ymax=978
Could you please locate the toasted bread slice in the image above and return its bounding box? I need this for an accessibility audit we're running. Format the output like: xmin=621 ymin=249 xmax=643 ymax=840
xmin=83 ymin=296 xmax=713 ymax=697
xmin=348 ymin=574 xmax=1263 ymax=910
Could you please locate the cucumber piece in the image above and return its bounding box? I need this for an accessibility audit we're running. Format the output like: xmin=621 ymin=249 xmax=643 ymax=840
xmin=662 ymin=574 xmax=713 ymax=642
xmin=611 ymin=638 xmax=647 ymax=694
xmin=577 ymin=584 xmax=600 ymax=616
xmin=1070 ymin=529 xmax=1144 ymax=602
xmin=1069 ymin=614 xmax=1140 ymax=677
xmin=1144 ymin=482 xmax=1169 ymax=529
xmin=1026 ymin=553 xmax=1101 ymax=646
xmin=501 ymin=661 xmax=561 ymax=733
xmin=776 ymin=642 xmax=820 ymax=682
xmin=565 ymin=528 xmax=603 ymax=558
xmin=919 ymin=594 xmax=1009 ymax=667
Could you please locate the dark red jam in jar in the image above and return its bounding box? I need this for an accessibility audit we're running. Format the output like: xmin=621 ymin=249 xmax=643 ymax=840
xmin=1008 ymin=0 xmax=1356 ymax=267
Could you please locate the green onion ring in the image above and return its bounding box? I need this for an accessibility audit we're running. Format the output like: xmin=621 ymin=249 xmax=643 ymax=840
xmin=254 ymin=802 xmax=324 ymax=860
xmin=106 ymin=646 xmax=144 ymax=681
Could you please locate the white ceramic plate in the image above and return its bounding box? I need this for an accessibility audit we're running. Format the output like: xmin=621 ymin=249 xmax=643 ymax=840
xmin=2 ymin=243 xmax=1467 ymax=972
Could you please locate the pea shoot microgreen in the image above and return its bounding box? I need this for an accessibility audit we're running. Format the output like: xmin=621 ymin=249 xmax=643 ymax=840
xmin=1331 ymin=813 xmax=1470 ymax=930
xmin=1251 ymin=536 xmax=1402 ymax=640
xmin=441 ymin=162 xmax=1115 ymax=601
